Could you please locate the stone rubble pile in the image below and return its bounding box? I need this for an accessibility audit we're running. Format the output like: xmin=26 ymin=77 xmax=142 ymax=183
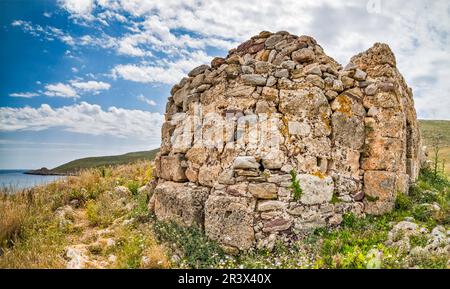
xmin=149 ymin=31 xmax=423 ymax=252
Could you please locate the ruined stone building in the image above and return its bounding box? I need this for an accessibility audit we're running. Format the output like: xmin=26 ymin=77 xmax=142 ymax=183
xmin=149 ymin=31 xmax=423 ymax=252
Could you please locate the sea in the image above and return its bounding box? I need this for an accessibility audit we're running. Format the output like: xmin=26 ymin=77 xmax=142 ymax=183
xmin=0 ymin=170 xmax=64 ymax=192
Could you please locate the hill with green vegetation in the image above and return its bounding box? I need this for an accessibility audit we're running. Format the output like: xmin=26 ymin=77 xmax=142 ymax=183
xmin=419 ymin=120 xmax=450 ymax=175
xmin=49 ymin=149 xmax=159 ymax=174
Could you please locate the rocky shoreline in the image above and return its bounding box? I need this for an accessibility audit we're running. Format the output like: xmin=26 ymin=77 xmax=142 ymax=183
xmin=24 ymin=167 xmax=68 ymax=176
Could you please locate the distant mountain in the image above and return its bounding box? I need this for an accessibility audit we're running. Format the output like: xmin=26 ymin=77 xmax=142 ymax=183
xmin=26 ymin=149 xmax=159 ymax=175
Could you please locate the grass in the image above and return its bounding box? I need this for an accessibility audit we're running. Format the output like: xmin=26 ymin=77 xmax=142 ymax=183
xmin=419 ymin=120 xmax=450 ymax=175
xmin=0 ymin=160 xmax=168 ymax=269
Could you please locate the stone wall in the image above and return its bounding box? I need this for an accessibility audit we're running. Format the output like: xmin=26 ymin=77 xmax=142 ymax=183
xmin=149 ymin=31 xmax=422 ymax=252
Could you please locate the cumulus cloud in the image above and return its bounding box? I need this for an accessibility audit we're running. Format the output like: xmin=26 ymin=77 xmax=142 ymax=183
xmin=71 ymin=80 xmax=111 ymax=92
xmin=9 ymin=92 xmax=39 ymax=98
xmin=0 ymin=102 xmax=164 ymax=140
xmin=137 ymin=94 xmax=157 ymax=106
xmin=58 ymin=0 xmax=94 ymax=17
xmin=43 ymin=83 xmax=78 ymax=98
xmin=10 ymin=0 xmax=450 ymax=119
xmin=106 ymin=0 xmax=450 ymax=119
xmin=112 ymin=50 xmax=212 ymax=84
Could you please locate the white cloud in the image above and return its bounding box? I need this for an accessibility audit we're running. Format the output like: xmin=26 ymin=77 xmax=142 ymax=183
xmin=137 ymin=94 xmax=157 ymax=106
xmin=112 ymin=50 xmax=211 ymax=84
xmin=9 ymin=92 xmax=39 ymax=98
xmin=43 ymin=83 xmax=78 ymax=98
xmin=58 ymin=0 xmax=95 ymax=16
xmin=11 ymin=0 xmax=450 ymax=119
xmin=0 ymin=102 xmax=164 ymax=140
xmin=109 ymin=0 xmax=450 ymax=119
xmin=71 ymin=80 xmax=111 ymax=92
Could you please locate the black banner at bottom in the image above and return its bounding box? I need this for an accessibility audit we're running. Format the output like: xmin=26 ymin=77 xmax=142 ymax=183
xmin=0 ymin=269 xmax=445 ymax=288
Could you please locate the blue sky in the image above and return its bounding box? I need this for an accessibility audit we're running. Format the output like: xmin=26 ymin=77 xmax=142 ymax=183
xmin=0 ymin=0 xmax=449 ymax=169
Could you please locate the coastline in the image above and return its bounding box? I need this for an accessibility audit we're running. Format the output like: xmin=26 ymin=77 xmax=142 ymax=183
xmin=23 ymin=168 xmax=70 ymax=176
xmin=23 ymin=170 xmax=68 ymax=176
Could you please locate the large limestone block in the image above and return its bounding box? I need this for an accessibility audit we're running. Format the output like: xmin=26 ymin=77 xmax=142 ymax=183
xmin=248 ymin=183 xmax=278 ymax=199
xmin=331 ymin=112 xmax=365 ymax=150
xmin=363 ymin=171 xmax=397 ymax=215
xmin=279 ymin=88 xmax=329 ymax=117
xmin=198 ymin=165 xmax=222 ymax=187
xmin=160 ymin=122 xmax=175 ymax=155
xmin=233 ymin=156 xmax=259 ymax=170
xmin=152 ymin=182 xmax=210 ymax=226
xmin=362 ymin=136 xmax=404 ymax=172
xmin=159 ymin=155 xmax=188 ymax=182
xmin=330 ymin=148 xmax=361 ymax=178
xmin=297 ymin=174 xmax=334 ymax=205
xmin=205 ymin=194 xmax=255 ymax=251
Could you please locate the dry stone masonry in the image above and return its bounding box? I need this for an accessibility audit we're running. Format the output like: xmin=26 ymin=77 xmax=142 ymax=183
xmin=149 ymin=31 xmax=423 ymax=253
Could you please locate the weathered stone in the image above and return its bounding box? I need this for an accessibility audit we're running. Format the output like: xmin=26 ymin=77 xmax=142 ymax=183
xmin=288 ymin=121 xmax=311 ymax=137
xmin=353 ymin=69 xmax=367 ymax=81
xmin=261 ymin=86 xmax=278 ymax=101
xmin=266 ymin=75 xmax=277 ymax=87
xmin=211 ymin=57 xmax=225 ymax=69
xmin=226 ymin=85 xmax=255 ymax=97
xmin=292 ymin=48 xmax=315 ymax=63
xmin=306 ymin=74 xmax=324 ymax=89
xmin=363 ymin=171 xmax=397 ymax=215
xmin=188 ymin=64 xmax=209 ymax=77
xmin=224 ymin=64 xmax=241 ymax=79
xmin=248 ymin=183 xmax=278 ymax=199
xmin=160 ymin=155 xmax=187 ymax=182
xmin=241 ymin=74 xmax=267 ymax=86
xmin=241 ymin=65 xmax=254 ymax=74
xmin=198 ymin=165 xmax=221 ymax=187
xmin=205 ymin=195 xmax=255 ymax=251
xmin=304 ymin=64 xmax=322 ymax=76
xmin=263 ymin=218 xmax=292 ymax=232
xmin=274 ymin=68 xmax=289 ymax=78
xmin=255 ymin=61 xmax=271 ymax=74
xmin=218 ymin=169 xmax=235 ymax=185
xmin=259 ymin=31 xmax=272 ymax=38
xmin=265 ymin=34 xmax=283 ymax=48
xmin=297 ymin=174 xmax=334 ymax=205
xmin=261 ymin=150 xmax=285 ymax=169
xmin=152 ymin=182 xmax=209 ymax=226
xmin=365 ymin=83 xmax=378 ymax=95
xmin=341 ymin=76 xmax=355 ymax=89
xmin=233 ymin=156 xmax=259 ymax=170
xmin=257 ymin=200 xmax=286 ymax=211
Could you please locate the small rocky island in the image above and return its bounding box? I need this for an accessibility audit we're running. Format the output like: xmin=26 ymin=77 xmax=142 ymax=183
xmin=24 ymin=167 xmax=66 ymax=176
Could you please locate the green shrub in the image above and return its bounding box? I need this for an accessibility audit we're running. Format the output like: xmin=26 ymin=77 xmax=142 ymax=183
xmin=394 ymin=193 xmax=413 ymax=211
xmin=85 ymin=199 xmax=100 ymax=225
xmin=409 ymin=235 xmax=428 ymax=248
xmin=412 ymin=205 xmax=434 ymax=222
xmin=290 ymin=170 xmax=303 ymax=201
xmin=365 ymin=195 xmax=379 ymax=202
xmin=127 ymin=180 xmax=140 ymax=195
xmin=116 ymin=231 xmax=144 ymax=269
xmin=153 ymin=221 xmax=224 ymax=268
